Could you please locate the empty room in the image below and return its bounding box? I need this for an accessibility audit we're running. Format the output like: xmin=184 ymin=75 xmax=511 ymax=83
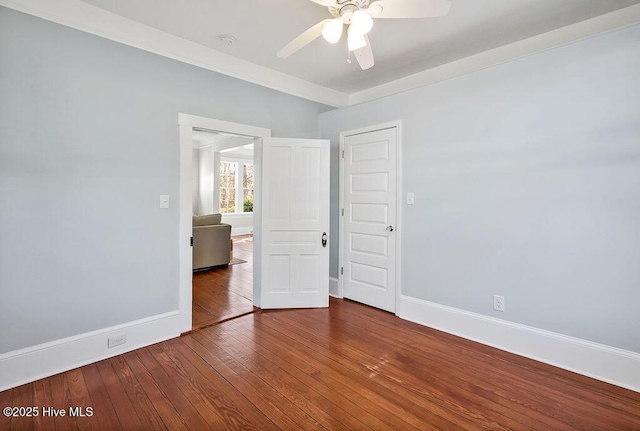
xmin=1 ymin=0 xmax=639 ymax=430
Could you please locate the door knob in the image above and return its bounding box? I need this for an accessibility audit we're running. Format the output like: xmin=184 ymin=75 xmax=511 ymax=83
xmin=386 ymin=225 xmax=394 ymax=232
xmin=321 ymin=232 xmax=327 ymax=247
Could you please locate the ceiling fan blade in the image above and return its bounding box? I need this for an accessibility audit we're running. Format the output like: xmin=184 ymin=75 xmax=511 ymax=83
xmin=277 ymin=19 xmax=331 ymax=59
xmin=354 ymin=35 xmax=374 ymax=70
xmin=368 ymin=0 xmax=451 ymax=19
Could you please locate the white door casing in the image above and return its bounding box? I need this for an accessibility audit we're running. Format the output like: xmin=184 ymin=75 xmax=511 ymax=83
xmin=260 ymin=137 xmax=330 ymax=309
xmin=342 ymin=126 xmax=399 ymax=312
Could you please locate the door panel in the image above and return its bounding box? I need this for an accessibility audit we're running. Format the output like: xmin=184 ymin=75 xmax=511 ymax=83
xmin=261 ymin=138 xmax=330 ymax=309
xmin=351 ymin=233 xmax=388 ymax=257
xmin=351 ymin=203 xmax=388 ymax=224
xmin=343 ymin=128 xmax=397 ymax=312
xmin=351 ymin=172 xmax=389 ymax=192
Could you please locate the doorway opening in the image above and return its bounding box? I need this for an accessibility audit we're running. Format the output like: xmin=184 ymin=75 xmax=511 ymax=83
xmin=191 ymin=129 xmax=257 ymax=330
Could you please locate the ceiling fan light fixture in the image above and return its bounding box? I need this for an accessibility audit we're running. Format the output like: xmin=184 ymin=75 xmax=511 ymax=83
xmin=351 ymin=10 xmax=373 ymax=34
xmin=321 ymin=18 xmax=343 ymax=44
xmin=347 ymin=25 xmax=367 ymax=51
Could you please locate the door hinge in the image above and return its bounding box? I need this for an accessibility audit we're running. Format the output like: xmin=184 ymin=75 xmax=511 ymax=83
xmin=341 ymin=267 xmax=344 ymax=275
xmin=190 ymin=236 xmax=193 ymax=247
xmin=341 ymin=208 xmax=344 ymax=216
xmin=341 ymin=150 xmax=344 ymax=158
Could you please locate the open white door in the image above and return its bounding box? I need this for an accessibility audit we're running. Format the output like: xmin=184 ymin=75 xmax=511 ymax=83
xmin=260 ymin=137 xmax=330 ymax=309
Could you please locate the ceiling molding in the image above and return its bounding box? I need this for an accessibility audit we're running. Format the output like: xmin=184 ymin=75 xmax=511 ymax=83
xmin=349 ymin=4 xmax=640 ymax=105
xmin=0 ymin=0 xmax=349 ymax=108
xmin=2 ymin=1 xmax=640 ymax=109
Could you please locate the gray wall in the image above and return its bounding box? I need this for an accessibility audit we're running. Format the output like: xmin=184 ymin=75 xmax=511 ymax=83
xmin=320 ymin=24 xmax=640 ymax=353
xmin=0 ymin=7 xmax=332 ymax=354
xmin=192 ymin=149 xmax=200 ymax=214
xmin=197 ymin=146 xmax=214 ymax=215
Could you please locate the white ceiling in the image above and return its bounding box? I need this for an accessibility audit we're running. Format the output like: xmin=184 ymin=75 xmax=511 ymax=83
xmin=192 ymin=129 xmax=255 ymax=153
xmin=78 ymin=0 xmax=640 ymax=94
xmin=192 ymin=130 xmax=230 ymax=148
xmin=221 ymin=144 xmax=254 ymax=158
xmin=4 ymin=0 xmax=639 ymax=106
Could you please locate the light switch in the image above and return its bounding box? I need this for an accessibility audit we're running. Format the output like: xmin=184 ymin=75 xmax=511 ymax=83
xmin=160 ymin=195 xmax=170 ymax=209
xmin=406 ymin=192 xmax=415 ymax=205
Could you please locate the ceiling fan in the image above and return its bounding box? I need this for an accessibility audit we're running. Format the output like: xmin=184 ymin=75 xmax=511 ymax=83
xmin=277 ymin=0 xmax=452 ymax=70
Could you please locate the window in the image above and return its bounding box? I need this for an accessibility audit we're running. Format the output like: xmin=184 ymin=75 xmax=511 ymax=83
xmin=219 ymin=160 xmax=253 ymax=214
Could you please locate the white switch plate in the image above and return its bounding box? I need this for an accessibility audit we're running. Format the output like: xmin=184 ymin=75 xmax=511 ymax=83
xmin=407 ymin=192 xmax=415 ymax=205
xmin=160 ymin=195 xmax=170 ymax=209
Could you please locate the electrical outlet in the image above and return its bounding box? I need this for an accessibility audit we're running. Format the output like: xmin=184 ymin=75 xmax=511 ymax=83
xmin=108 ymin=335 xmax=127 ymax=348
xmin=493 ymin=295 xmax=505 ymax=312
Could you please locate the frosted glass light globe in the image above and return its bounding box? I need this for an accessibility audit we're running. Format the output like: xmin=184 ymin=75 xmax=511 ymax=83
xmin=351 ymin=10 xmax=373 ymax=35
xmin=322 ymin=18 xmax=343 ymax=44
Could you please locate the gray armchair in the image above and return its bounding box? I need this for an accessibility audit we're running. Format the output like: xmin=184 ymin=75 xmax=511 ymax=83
xmin=192 ymin=213 xmax=232 ymax=270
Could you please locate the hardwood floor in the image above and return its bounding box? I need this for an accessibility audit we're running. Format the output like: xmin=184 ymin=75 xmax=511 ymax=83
xmin=192 ymin=235 xmax=255 ymax=330
xmin=2 ymin=298 xmax=639 ymax=430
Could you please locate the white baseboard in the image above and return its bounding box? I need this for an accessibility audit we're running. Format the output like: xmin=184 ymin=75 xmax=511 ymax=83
xmin=0 ymin=311 xmax=180 ymax=392
xmin=329 ymin=276 xmax=342 ymax=298
xmin=231 ymin=227 xmax=253 ymax=236
xmin=397 ymin=295 xmax=640 ymax=393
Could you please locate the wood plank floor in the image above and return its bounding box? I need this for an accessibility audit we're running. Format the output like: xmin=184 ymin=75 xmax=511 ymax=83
xmin=2 ymin=298 xmax=639 ymax=430
xmin=192 ymin=235 xmax=254 ymax=330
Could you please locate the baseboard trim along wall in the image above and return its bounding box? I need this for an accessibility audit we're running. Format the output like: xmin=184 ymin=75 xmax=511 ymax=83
xmin=397 ymin=294 xmax=640 ymax=393
xmin=231 ymin=227 xmax=253 ymax=237
xmin=329 ymin=277 xmax=341 ymax=298
xmin=0 ymin=311 xmax=181 ymax=392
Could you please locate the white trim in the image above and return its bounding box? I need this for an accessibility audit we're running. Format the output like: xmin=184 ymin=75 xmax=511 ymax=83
xmin=339 ymin=121 xmax=402 ymax=313
xmin=252 ymin=139 xmax=263 ymax=309
xmin=329 ymin=276 xmax=341 ymax=298
xmin=179 ymin=113 xmax=270 ymax=332
xmin=2 ymin=1 xmax=638 ymax=108
xmin=0 ymin=0 xmax=348 ymax=108
xmin=221 ymin=153 xmax=254 ymax=161
xmin=0 ymin=311 xmax=180 ymax=392
xmin=349 ymin=5 xmax=640 ymax=105
xmin=178 ymin=114 xmax=271 ymax=138
xmin=231 ymin=226 xmax=253 ymax=237
xmin=223 ymin=212 xmax=254 ymax=218
xmin=338 ymin=137 xmax=345 ymax=299
xmin=179 ymin=124 xmax=194 ymax=333
xmin=396 ymin=124 xmax=403 ymax=316
xmin=397 ymin=295 xmax=640 ymax=393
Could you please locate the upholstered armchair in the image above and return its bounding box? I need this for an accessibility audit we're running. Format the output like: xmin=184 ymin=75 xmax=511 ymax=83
xmin=192 ymin=213 xmax=232 ymax=270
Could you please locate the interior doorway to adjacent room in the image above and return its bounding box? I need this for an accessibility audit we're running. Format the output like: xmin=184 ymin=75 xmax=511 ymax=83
xmin=191 ymin=129 xmax=257 ymax=330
